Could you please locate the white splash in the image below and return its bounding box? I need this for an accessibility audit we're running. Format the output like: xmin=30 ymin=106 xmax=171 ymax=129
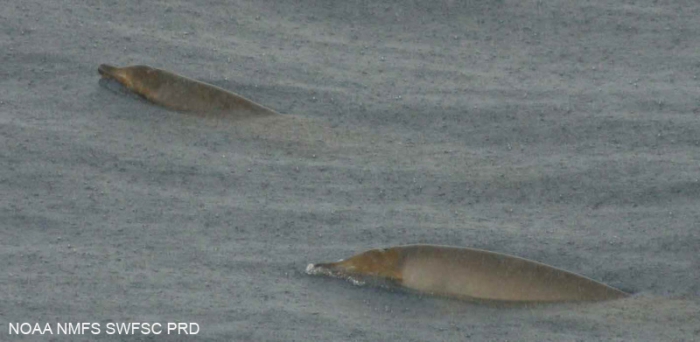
xmin=305 ymin=263 xmax=366 ymax=286
xmin=305 ymin=263 xmax=317 ymax=275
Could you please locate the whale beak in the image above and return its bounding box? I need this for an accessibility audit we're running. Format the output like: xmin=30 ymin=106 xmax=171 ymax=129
xmin=98 ymin=64 xmax=133 ymax=90
xmin=98 ymin=64 xmax=119 ymax=78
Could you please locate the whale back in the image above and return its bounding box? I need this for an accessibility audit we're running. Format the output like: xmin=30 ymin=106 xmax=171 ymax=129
xmin=396 ymin=245 xmax=628 ymax=302
xmin=98 ymin=64 xmax=278 ymax=117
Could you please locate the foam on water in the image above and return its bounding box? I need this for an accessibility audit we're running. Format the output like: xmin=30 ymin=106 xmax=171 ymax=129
xmin=305 ymin=263 xmax=366 ymax=286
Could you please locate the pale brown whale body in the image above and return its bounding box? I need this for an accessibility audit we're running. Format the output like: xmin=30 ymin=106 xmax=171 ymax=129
xmin=98 ymin=64 xmax=278 ymax=117
xmin=307 ymin=245 xmax=629 ymax=303
xmin=96 ymin=64 xmax=390 ymax=154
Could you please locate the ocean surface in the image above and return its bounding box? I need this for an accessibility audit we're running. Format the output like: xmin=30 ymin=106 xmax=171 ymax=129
xmin=2 ymin=1 xmax=699 ymax=340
